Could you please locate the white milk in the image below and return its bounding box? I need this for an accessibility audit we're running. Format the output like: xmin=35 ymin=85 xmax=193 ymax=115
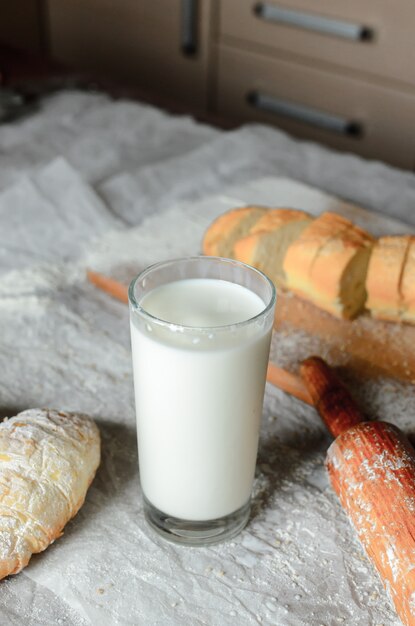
xmin=130 ymin=278 xmax=272 ymax=521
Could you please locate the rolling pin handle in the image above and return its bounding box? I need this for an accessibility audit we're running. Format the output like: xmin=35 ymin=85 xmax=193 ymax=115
xmin=300 ymin=356 xmax=365 ymax=437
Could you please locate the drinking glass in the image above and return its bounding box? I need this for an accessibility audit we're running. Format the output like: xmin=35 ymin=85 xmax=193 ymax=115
xmin=129 ymin=256 xmax=276 ymax=545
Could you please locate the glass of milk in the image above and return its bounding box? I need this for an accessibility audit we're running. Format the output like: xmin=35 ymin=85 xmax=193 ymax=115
xmin=129 ymin=256 xmax=276 ymax=545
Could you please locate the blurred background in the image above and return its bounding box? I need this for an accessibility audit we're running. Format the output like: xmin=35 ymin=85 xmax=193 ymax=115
xmin=1 ymin=0 xmax=414 ymax=170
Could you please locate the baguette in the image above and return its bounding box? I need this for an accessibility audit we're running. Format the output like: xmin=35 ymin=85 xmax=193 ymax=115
xmin=233 ymin=208 xmax=312 ymax=287
xmin=283 ymin=212 xmax=350 ymax=287
xmin=0 ymin=408 xmax=100 ymax=579
xmin=401 ymin=237 xmax=415 ymax=323
xmin=202 ymin=205 xmax=267 ymax=258
xmin=365 ymin=236 xmax=412 ymax=321
xmin=283 ymin=212 xmax=374 ymax=319
xmin=203 ymin=205 xmax=414 ymax=324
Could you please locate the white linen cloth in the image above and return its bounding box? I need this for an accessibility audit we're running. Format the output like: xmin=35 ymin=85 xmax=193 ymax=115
xmin=0 ymin=90 xmax=414 ymax=625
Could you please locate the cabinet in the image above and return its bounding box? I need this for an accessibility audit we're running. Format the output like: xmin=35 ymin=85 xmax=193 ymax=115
xmin=215 ymin=44 xmax=415 ymax=169
xmin=213 ymin=0 xmax=415 ymax=169
xmin=218 ymin=0 xmax=415 ymax=88
xmin=45 ymin=0 xmax=212 ymax=109
xmin=0 ymin=0 xmax=43 ymax=54
xmin=3 ymin=1 xmax=415 ymax=169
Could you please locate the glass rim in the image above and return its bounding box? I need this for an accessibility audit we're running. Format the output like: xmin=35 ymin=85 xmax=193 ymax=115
xmin=128 ymin=256 xmax=276 ymax=333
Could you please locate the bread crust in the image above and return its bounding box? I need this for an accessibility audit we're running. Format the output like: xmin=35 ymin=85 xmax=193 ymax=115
xmin=401 ymin=237 xmax=415 ymax=323
xmin=233 ymin=233 xmax=258 ymax=266
xmin=366 ymin=236 xmax=411 ymax=321
xmin=233 ymin=209 xmax=311 ymax=286
xmin=284 ymin=213 xmax=374 ymax=318
xmin=0 ymin=408 xmax=100 ymax=579
xmin=202 ymin=206 xmax=267 ymax=257
xmin=248 ymin=208 xmax=310 ymax=234
xmin=310 ymin=228 xmax=373 ymax=305
xmin=283 ymin=212 xmax=353 ymax=287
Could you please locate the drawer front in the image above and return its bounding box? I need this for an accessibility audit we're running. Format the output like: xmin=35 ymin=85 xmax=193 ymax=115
xmin=219 ymin=0 xmax=415 ymax=88
xmin=215 ymin=45 xmax=415 ymax=169
xmin=0 ymin=0 xmax=43 ymax=53
xmin=46 ymin=0 xmax=211 ymax=108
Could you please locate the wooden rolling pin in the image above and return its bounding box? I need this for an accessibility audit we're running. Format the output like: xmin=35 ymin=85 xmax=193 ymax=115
xmin=300 ymin=356 xmax=415 ymax=626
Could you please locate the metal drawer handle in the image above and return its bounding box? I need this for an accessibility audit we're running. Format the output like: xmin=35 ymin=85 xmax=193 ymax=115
xmin=181 ymin=0 xmax=198 ymax=55
xmin=254 ymin=3 xmax=372 ymax=41
xmin=247 ymin=91 xmax=362 ymax=137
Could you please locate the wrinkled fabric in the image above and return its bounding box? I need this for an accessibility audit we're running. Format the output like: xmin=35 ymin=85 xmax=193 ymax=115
xmin=0 ymin=90 xmax=414 ymax=625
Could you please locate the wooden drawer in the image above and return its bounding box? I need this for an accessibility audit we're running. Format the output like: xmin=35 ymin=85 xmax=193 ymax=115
xmin=215 ymin=45 xmax=415 ymax=169
xmin=46 ymin=0 xmax=211 ymax=108
xmin=0 ymin=0 xmax=43 ymax=53
xmin=219 ymin=0 xmax=415 ymax=89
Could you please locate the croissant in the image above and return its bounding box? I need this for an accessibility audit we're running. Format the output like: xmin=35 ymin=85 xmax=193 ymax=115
xmin=0 ymin=408 xmax=100 ymax=579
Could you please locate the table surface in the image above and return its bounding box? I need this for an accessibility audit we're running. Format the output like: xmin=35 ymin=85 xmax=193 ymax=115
xmin=0 ymin=90 xmax=415 ymax=626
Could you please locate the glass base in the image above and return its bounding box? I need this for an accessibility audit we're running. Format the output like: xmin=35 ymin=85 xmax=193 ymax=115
xmin=143 ymin=495 xmax=251 ymax=546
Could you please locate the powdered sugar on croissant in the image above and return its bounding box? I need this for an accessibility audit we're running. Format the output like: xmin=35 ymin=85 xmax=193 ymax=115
xmin=0 ymin=408 xmax=100 ymax=579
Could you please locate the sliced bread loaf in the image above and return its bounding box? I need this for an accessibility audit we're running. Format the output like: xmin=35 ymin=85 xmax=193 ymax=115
xmin=283 ymin=212 xmax=352 ymax=294
xmin=202 ymin=205 xmax=268 ymax=257
xmin=233 ymin=208 xmax=312 ymax=287
xmin=366 ymin=236 xmax=412 ymax=321
xmin=283 ymin=212 xmax=374 ymax=319
xmin=401 ymin=237 xmax=415 ymax=324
